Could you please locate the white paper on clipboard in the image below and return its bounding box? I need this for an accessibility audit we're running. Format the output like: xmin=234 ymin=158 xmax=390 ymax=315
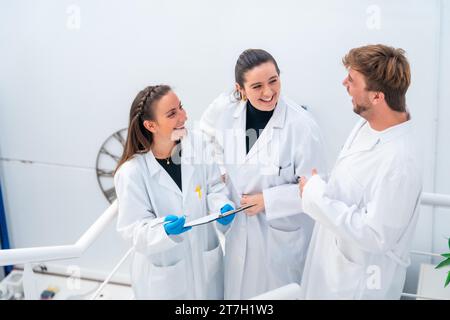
xmin=184 ymin=204 xmax=255 ymax=228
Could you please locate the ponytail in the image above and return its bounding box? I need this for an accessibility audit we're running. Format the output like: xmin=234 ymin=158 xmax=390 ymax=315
xmin=115 ymin=85 xmax=171 ymax=174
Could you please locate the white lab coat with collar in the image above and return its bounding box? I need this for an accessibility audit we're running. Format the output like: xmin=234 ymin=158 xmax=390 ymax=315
xmin=200 ymin=93 xmax=327 ymax=299
xmin=114 ymin=130 xmax=232 ymax=300
xmin=301 ymin=119 xmax=422 ymax=300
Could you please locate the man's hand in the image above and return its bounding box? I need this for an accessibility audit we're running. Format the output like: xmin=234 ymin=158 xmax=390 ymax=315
xmin=299 ymin=168 xmax=318 ymax=197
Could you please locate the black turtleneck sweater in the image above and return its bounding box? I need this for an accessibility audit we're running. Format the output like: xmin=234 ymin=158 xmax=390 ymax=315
xmin=245 ymin=100 xmax=274 ymax=153
xmin=155 ymin=141 xmax=182 ymax=191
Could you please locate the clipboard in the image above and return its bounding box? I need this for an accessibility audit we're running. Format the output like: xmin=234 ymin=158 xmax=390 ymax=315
xmin=184 ymin=204 xmax=255 ymax=228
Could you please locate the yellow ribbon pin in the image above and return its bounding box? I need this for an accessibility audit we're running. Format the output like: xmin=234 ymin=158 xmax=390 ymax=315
xmin=195 ymin=185 xmax=202 ymax=199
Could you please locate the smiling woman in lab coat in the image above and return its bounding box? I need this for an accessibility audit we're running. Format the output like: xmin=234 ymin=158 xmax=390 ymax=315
xmin=114 ymin=85 xmax=234 ymax=299
xmin=200 ymin=49 xmax=327 ymax=299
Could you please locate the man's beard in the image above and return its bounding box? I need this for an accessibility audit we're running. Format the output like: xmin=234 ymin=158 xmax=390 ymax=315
xmin=353 ymin=103 xmax=369 ymax=115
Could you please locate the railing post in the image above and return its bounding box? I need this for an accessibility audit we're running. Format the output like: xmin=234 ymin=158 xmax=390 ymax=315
xmin=23 ymin=263 xmax=39 ymax=300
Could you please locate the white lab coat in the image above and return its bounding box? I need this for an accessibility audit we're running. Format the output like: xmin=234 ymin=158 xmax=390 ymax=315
xmin=200 ymin=93 xmax=327 ymax=299
xmin=114 ymin=130 xmax=232 ymax=300
xmin=301 ymin=119 xmax=422 ymax=299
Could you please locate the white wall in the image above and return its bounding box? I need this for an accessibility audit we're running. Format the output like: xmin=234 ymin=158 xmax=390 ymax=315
xmin=0 ymin=0 xmax=447 ymax=292
xmin=433 ymin=1 xmax=450 ymax=263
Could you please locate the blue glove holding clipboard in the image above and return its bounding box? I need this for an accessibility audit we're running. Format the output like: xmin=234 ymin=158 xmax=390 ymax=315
xmin=216 ymin=204 xmax=235 ymax=225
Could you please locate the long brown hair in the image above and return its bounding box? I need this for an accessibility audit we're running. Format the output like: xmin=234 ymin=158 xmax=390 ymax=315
xmin=115 ymin=85 xmax=171 ymax=173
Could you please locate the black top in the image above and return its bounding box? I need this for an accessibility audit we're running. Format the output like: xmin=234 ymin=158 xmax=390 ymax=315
xmin=245 ymin=100 xmax=274 ymax=153
xmin=155 ymin=142 xmax=182 ymax=192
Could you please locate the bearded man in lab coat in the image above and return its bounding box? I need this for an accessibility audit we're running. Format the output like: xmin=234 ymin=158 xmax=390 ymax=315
xmin=299 ymin=44 xmax=423 ymax=299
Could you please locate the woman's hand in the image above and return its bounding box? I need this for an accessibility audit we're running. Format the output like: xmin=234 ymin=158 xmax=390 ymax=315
xmin=299 ymin=168 xmax=318 ymax=197
xmin=163 ymin=215 xmax=192 ymax=235
xmin=240 ymin=193 xmax=265 ymax=216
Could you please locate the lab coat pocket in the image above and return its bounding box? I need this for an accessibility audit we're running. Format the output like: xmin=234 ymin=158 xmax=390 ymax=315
xmin=202 ymin=243 xmax=224 ymax=299
xmin=147 ymin=258 xmax=187 ymax=299
xmin=325 ymin=237 xmax=364 ymax=299
xmin=278 ymin=163 xmax=295 ymax=183
xmin=267 ymin=225 xmax=306 ymax=285
xmin=268 ymin=163 xmax=295 ymax=186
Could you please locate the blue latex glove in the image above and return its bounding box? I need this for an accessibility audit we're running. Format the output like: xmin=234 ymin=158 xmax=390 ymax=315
xmin=164 ymin=215 xmax=192 ymax=235
xmin=217 ymin=204 xmax=235 ymax=226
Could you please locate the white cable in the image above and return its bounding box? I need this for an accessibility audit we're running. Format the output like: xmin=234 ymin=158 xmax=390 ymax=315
xmin=90 ymin=248 xmax=134 ymax=300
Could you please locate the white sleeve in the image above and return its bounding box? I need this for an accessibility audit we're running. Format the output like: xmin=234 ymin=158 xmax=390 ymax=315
xmin=205 ymin=153 xmax=235 ymax=234
xmin=301 ymin=168 xmax=421 ymax=254
xmin=114 ymin=163 xmax=181 ymax=256
xmin=199 ymin=93 xmax=230 ymax=175
xmin=263 ymin=124 xmax=328 ymax=220
xmin=206 ymin=163 xmax=233 ymax=214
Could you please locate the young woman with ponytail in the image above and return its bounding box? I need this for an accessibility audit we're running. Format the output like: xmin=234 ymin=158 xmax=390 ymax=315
xmin=114 ymin=85 xmax=234 ymax=299
xmin=200 ymin=49 xmax=327 ymax=299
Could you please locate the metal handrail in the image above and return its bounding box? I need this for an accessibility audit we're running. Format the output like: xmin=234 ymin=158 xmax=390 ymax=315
xmin=0 ymin=201 xmax=118 ymax=266
xmin=410 ymin=250 xmax=442 ymax=258
xmin=400 ymin=292 xmax=445 ymax=300
xmin=421 ymin=192 xmax=450 ymax=207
